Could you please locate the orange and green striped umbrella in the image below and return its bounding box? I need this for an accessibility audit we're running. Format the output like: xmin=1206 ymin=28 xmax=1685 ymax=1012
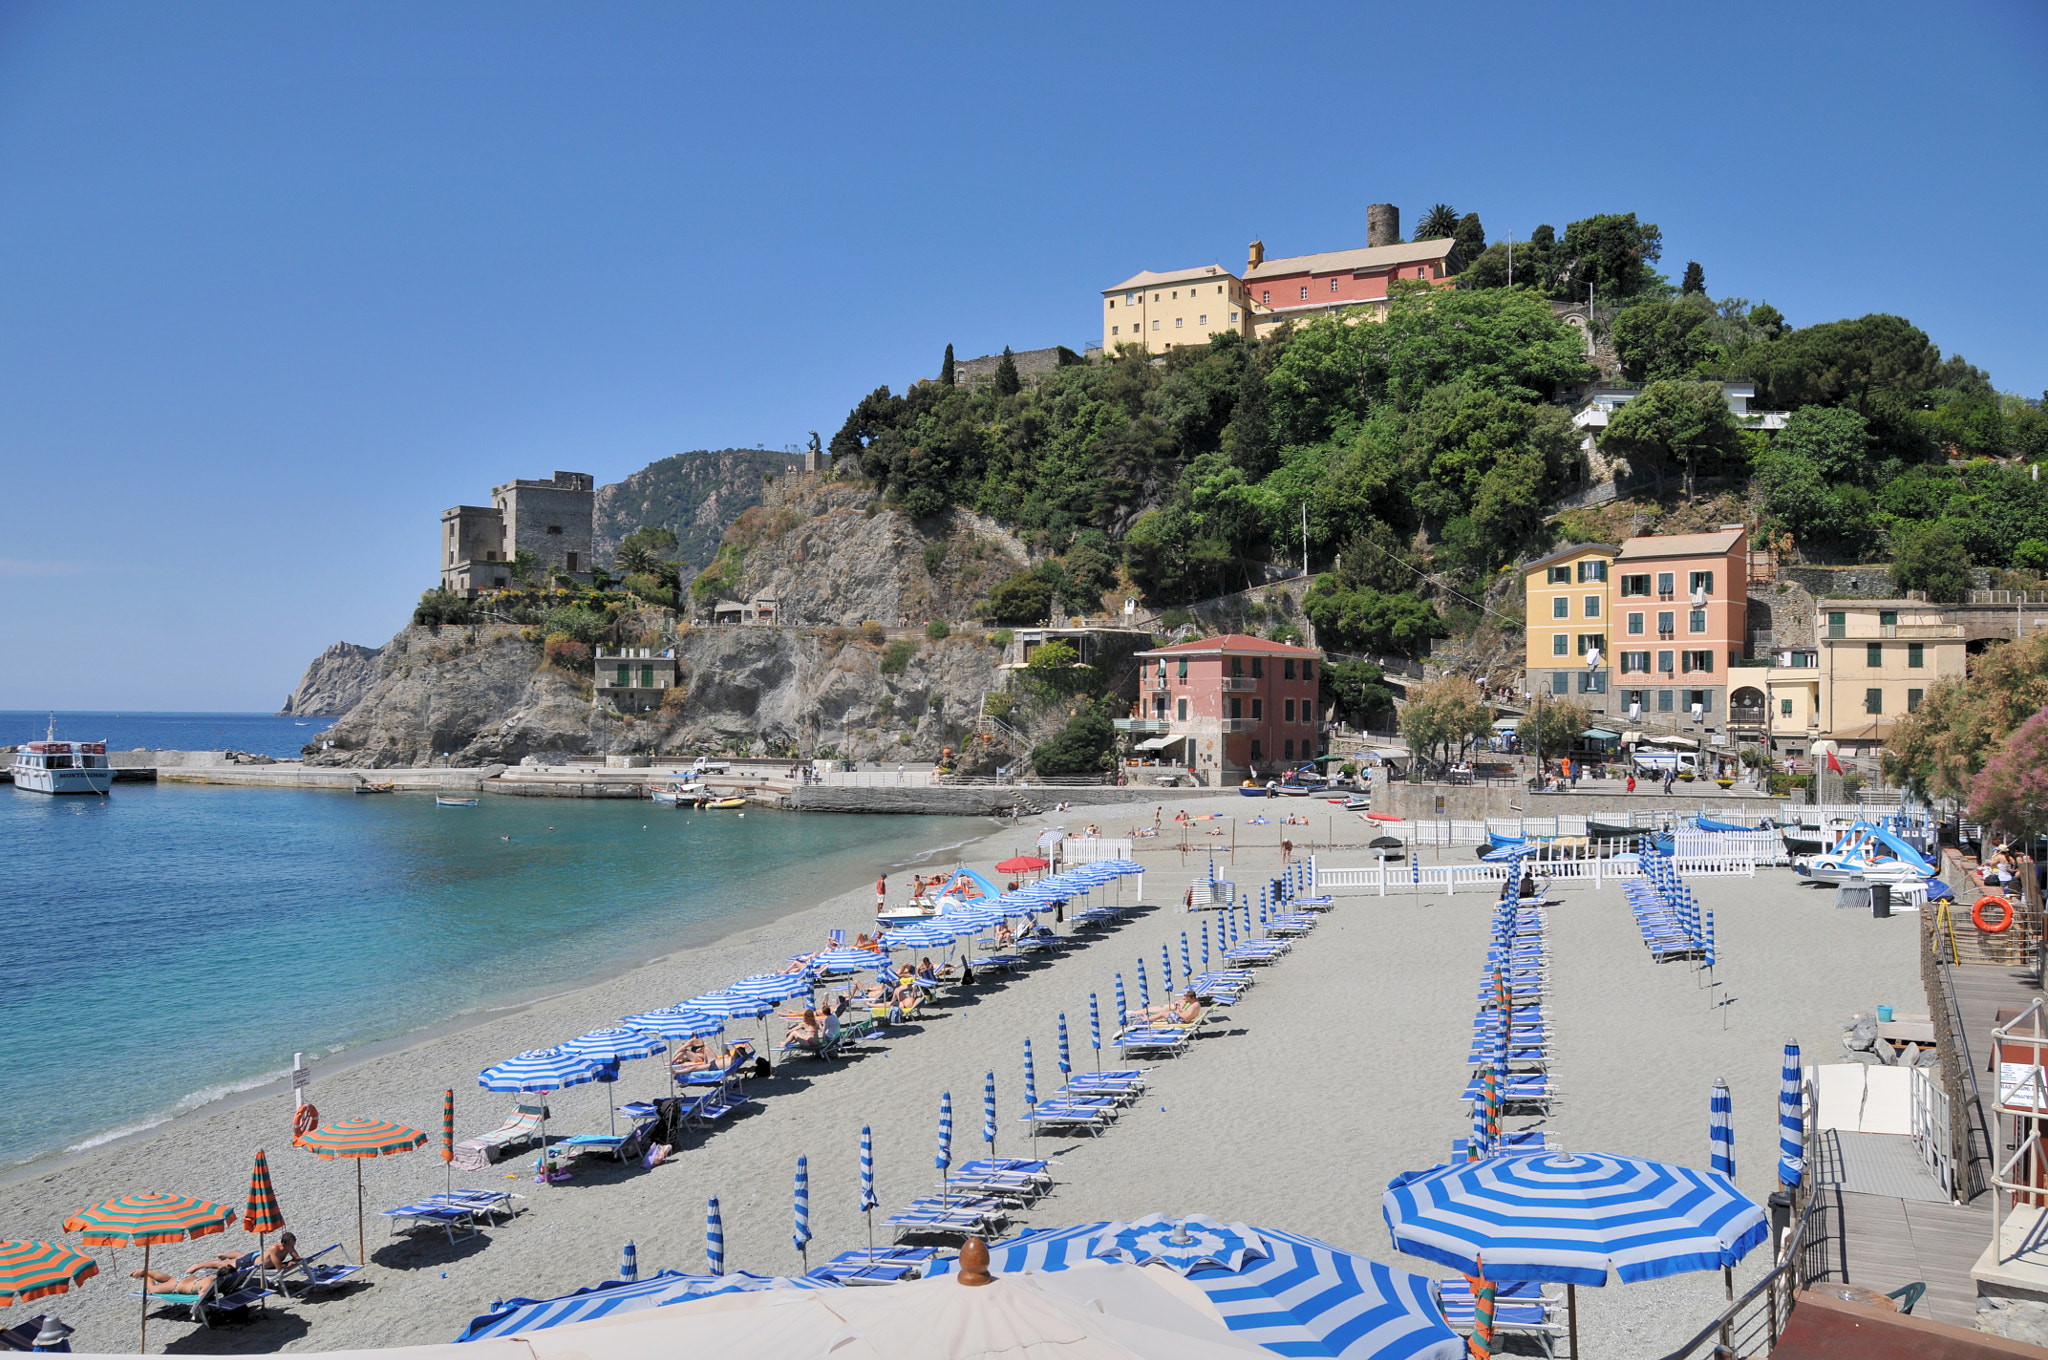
xmin=62 ymin=1191 xmax=234 ymax=1248
xmin=242 ymin=1149 xmax=284 ymax=1235
xmin=295 ymin=1117 xmax=427 ymax=1159
xmin=441 ymin=1091 xmax=454 ymax=1164
xmin=0 ymin=1240 xmax=99 ymax=1305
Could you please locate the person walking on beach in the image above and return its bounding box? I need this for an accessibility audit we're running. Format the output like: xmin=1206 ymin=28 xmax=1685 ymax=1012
xmin=1626 ymin=772 xmax=1636 ymax=794
xmin=876 ymin=873 xmax=887 ymax=908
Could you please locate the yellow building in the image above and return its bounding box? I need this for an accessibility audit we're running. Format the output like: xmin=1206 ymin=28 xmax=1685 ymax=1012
xmin=1765 ymin=598 xmax=1968 ymax=761
xmin=1520 ymin=543 xmax=1618 ymax=710
xmin=1101 ymin=265 xmax=1254 ymax=355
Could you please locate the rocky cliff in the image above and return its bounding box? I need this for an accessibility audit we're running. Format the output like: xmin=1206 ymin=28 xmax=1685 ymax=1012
xmin=278 ymin=641 xmax=385 ymax=716
xmin=699 ymin=478 xmax=1030 ymax=625
xmin=592 ymin=449 xmax=794 ymax=578
xmin=303 ymin=620 xmax=1071 ymax=770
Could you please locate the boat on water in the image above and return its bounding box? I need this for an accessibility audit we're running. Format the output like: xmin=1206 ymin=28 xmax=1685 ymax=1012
xmin=354 ymin=782 xmax=396 ymax=794
xmin=650 ymin=781 xmax=709 ymax=806
xmin=436 ymin=796 xmax=479 ymax=808
xmin=703 ymin=796 xmax=747 ymax=810
xmin=9 ymin=719 xmax=112 ymax=795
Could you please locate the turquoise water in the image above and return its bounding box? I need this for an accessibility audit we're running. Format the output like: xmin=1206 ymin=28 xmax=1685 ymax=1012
xmin=1 ymin=711 xmax=334 ymax=759
xmin=0 ymin=784 xmax=981 ymax=1165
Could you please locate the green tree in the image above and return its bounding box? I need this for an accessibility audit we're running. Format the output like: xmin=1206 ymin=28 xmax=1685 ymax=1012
xmin=1680 ymin=261 xmax=1706 ymax=295
xmin=1610 ymin=296 xmax=1719 ymax=382
xmin=1776 ymin=405 xmax=1875 ymax=484
xmin=1746 ymin=314 xmax=1944 ymax=411
xmin=1031 ymin=699 xmax=1115 ymax=775
xmin=1219 ymin=345 xmax=1277 ymax=477
xmin=509 ymin=548 xmax=542 ymax=585
xmin=941 ymin=343 xmax=956 ymax=386
xmin=615 ymin=525 xmax=680 ymax=578
xmin=1890 ymin=523 xmax=1973 ymax=602
xmin=1452 ymin=212 xmax=1486 ymax=269
xmin=879 ymin=639 xmax=918 ymax=674
xmin=1323 ymin=660 xmax=1395 ymax=726
xmin=1598 ymin=380 xmax=1741 ymax=497
xmin=1416 ymin=204 xmax=1459 ymax=240
xmin=1552 ymin=212 xmax=1666 ymax=302
xmin=1302 ymin=578 xmax=1447 ymax=655
xmin=994 ymin=346 xmax=1022 ymax=397
xmin=1882 ymin=633 xmax=2048 ymax=797
xmin=983 ymin=571 xmax=1054 ymax=624
xmin=1516 ymin=696 xmax=1591 ymax=766
xmin=1399 ymin=675 xmax=1494 ymax=768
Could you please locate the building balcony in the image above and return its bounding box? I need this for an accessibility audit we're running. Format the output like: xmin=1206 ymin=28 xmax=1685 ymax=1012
xmin=1220 ymin=718 xmax=1256 ymax=733
xmin=1114 ymin=717 xmax=1170 ymax=734
xmin=1222 ymin=677 xmax=1259 ymax=692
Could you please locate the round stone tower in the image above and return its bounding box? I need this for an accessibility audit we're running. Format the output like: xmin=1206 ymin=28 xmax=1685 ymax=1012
xmin=1367 ymin=204 xmax=1400 ymax=248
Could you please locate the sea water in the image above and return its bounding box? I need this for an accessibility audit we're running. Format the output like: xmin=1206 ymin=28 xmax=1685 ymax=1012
xmin=0 ymin=711 xmax=336 ymax=759
xmin=0 ymin=784 xmax=982 ymax=1165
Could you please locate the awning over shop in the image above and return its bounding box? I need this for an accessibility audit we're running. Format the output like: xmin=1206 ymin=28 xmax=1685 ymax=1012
xmin=1582 ymin=728 xmax=1621 ymax=741
xmin=1133 ymin=735 xmax=1183 ymax=751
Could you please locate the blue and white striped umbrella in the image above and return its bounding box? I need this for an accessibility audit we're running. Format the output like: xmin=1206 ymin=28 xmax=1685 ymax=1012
xmin=859 ymin=1125 xmax=878 ymax=1211
xmin=1161 ymin=944 xmax=1173 ymax=993
xmin=1703 ymin=907 xmax=1717 ymax=969
xmin=1023 ymin=1037 xmax=1037 ymax=1110
xmin=1114 ymin=974 xmax=1127 ymax=1028
xmin=881 ymin=922 xmax=961 ymax=949
xmin=1383 ymin=1150 xmax=1768 ymax=1286
xmin=932 ymin=1221 xmax=1461 ymax=1360
xmin=1779 ymin=1041 xmax=1805 ymax=1188
xmin=1089 ymin=994 xmax=1102 ymax=1064
xmin=1181 ymin=932 xmax=1192 ymax=983
xmin=793 ymin=1156 xmax=811 ymax=1255
xmin=810 ymin=947 xmax=894 ymax=975
xmin=1469 ymin=1097 xmax=1489 ymax=1161
xmin=706 ymin=1197 xmax=724 ymax=1276
xmin=1201 ymin=921 xmax=1212 ymax=970
xmin=1136 ymin=959 xmax=1150 ymax=1009
xmin=560 ymin=1027 xmax=666 ymax=1063
xmin=687 ymin=990 xmax=779 ymax=1020
xmin=620 ymin=1007 xmax=724 ymax=1040
xmin=1710 ymin=1080 xmax=1735 ymax=1179
xmin=479 ymin=1047 xmax=602 ymax=1093
xmin=728 ymin=973 xmax=816 ymax=1003
xmin=1089 ymin=1214 xmax=1268 ymax=1273
xmin=458 ymin=1269 xmax=839 ymax=1338
xmin=983 ymin=1071 xmax=998 ymax=1149
xmin=1057 ymin=1013 xmax=1071 ymax=1076
xmin=620 ymin=1239 xmax=637 ymax=1281
xmin=936 ymin=1092 xmax=952 ymax=1174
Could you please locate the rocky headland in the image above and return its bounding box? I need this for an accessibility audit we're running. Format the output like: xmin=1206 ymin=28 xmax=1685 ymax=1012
xmin=277 ymin=640 xmax=384 ymax=716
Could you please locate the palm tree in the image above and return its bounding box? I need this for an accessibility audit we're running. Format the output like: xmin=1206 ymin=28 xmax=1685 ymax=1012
xmin=1415 ymin=204 xmax=1459 ymax=241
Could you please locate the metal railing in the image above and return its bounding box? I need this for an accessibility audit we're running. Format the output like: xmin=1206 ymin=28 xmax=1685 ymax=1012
xmin=1910 ymin=1063 xmax=1958 ymax=1201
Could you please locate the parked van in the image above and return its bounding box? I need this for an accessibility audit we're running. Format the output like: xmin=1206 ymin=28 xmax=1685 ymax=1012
xmin=1630 ymin=749 xmax=1700 ymax=777
xmin=689 ymin=756 xmax=731 ymax=776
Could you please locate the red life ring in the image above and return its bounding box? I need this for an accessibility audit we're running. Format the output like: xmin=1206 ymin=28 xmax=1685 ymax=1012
xmin=293 ymin=1103 xmax=320 ymax=1139
xmin=1974 ymin=895 xmax=2014 ymax=934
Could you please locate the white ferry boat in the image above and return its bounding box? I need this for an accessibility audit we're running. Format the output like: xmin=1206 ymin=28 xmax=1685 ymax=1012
xmin=11 ymin=722 xmax=114 ymax=795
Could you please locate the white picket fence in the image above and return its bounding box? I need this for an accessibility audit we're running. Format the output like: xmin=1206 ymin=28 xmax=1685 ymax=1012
xmin=1671 ymin=829 xmax=1790 ymax=865
xmin=1311 ymin=854 xmax=1757 ymax=897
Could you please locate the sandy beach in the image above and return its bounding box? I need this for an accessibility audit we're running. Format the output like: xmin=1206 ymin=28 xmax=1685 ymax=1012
xmin=2 ymin=793 xmax=1921 ymax=1358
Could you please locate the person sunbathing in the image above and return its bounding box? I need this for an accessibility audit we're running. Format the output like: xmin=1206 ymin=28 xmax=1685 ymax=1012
xmin=853 ymin=931 xmax=879 ymax=951
xmin=784 ymin=1008 xmax=821 ymax=1048
xmin=993 ymin=922 xmax=1015 ymax=947
xmin=668 ymin=1037 xmax=714 ymax=1074
xmin=259 ymin=1234 xmax=302 ymax=1272
xmin=776 ymin=952 xmax=817 ymax=975
xmin=1137 ymin=989 xmax=1205 ymax=1026
xmin=131 ymin=1260 xmax=235 ymax=1298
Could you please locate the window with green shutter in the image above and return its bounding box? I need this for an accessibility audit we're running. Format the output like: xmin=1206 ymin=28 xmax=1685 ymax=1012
xmin=1908 ymin=643 xmax=1923 ymax=668
xmin=1865 ymin=643 xmax=1882 ymax=667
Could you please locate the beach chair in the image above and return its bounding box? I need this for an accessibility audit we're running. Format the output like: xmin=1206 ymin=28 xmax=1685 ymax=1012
xmin=952 ymin=1157 xmax=1053 ymax=1185
xmin=1063 ymin=1070 xmax=1147 ymax=1102
xmin=1113 ymin=1025 xmax=1193 ymax=1057
xmin=966 ymin=953 xmax=1023 ymax=974
xmin=1452 ymin=1130 xmax=1550 ymax=1158
xmin=451 ymin=1101 xmax=550 ymax=1168
xmin=943 ymin=1166 xmax=1050 ymax=1203
xmin=558 ymin=1132 xmax=630 ymax=1160
xmin=1458 ymin=1072 xmax=1559 ymax=1113
xmin=807 ymin=1246 xmax=942 ymax=1285
xmin=131 ymin=1265 xmax=271 ymax=1329
xmin=428 ymin=1190 xmax=520 ymax=1223
xmin=1020 ymin=1098 xmax=1117 ymax=1135
xmin=886 ymin=1196 xmax=1008 ymax=1239
xmin=1434 ymin=1278 xmax=1567 ymax=1354
xmin=381 ymin=1199 xmax=487 ymax=1244
xmin=256 ymin=1243 xmax=362 ymax=1298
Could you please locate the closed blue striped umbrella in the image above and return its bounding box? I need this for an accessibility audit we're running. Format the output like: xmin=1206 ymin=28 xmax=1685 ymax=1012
xmin=933 ymin=1222 xmax=1461 ymax=1360
xmin=793 ymin=1156 xmax=810 ymax=1262
xmin=859 ymin=1126 xmax=877 ymax=1211
xmin=1089 ymin=994 xmax=1102 ymax=1069
xmin=1470 ymin=1096 xmax=1489 ymax=1161
xmin=1201 ymin=920 xmax=1212 ymax=970
xmin=1023 ymin=1037 xmax=1037 ymax=1110
xmin=706 ymin=1197 xmax=724 ymax=1276
xmin=1180 ymin=932 xmax=1192 ymax=983
xmin=1779 ymin=1042 xmax=1804 ymax=1188
xmin=983 ymin=1071 xmax=998 ymax=1151
xmin=1383 ymin=1150 xmax=1768 ymax=1286
xmin=1703 ymin=908 xmax=1717 ymax=970
xmin=620 ymin=1239 xmax=637 ymax=1281
xmin=936 ymin=1091 xmax=952 ymax=1174
xmin=1057 ymin=1013 xmax=1071 ymax=1076
xmin=1136 ymin=958 xmax=1150 ymax=1009
xmin=1161 ymin=943 xmax=1172 ymax=993
xmin=1114 ymin=974 xmax=1127 ymax=1028
xmin=1710 ymin=1080 xmax=1734 ymax=1179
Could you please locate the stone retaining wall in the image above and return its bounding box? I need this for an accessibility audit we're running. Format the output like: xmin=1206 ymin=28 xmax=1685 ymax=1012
xmin=1383 ymin=780 xmax=1773 ymax=820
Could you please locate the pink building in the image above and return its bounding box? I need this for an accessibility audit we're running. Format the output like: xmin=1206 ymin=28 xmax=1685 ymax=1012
xmin=1125 ymin=634 xmax=1324 ymax=784
xmin=1243 ymin=238 xmax=1458 ymax=333
xmin=1609 ymin=527 xmax=1752 ymax=728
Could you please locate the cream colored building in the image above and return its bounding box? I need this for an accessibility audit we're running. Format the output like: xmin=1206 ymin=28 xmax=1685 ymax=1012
xmin=1101 ymin=265 xmax=1254 ymax=354
xmin=1764 ymin=599 xmax=1967 ymax=761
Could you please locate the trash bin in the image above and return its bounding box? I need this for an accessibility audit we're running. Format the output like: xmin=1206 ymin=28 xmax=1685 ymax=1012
xmin=1872 ymin=883 xmax=1892 ymax=918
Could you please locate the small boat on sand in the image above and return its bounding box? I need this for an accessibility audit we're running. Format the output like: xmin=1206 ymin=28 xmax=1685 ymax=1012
xmin=436 ymin=796 xmax=479 ymax=807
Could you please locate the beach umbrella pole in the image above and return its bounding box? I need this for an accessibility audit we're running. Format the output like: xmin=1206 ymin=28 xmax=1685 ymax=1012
xmin=139 ymin=1242 xmax=150 ymax=1354
xmin=1567 ymin=1284 xmax=1578 ymax=1360
xmin=356 ymin=1159 xmax=366 ymax=1265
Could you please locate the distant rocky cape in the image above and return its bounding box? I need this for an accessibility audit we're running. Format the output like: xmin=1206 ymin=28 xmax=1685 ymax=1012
xmin=278 ymin=641 xmax=384 ymax=716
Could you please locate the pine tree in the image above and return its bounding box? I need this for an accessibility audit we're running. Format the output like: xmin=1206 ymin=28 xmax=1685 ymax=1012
xmin=1681 ymin=261 xmax=1706 ymax=295
xmin=1452 ymin=212 xmax=1486 ymax=271
xmin=994 ymin=346 xmax=1021 ymax=397
xmin=940 ymin=343 xmax=956 ymax=386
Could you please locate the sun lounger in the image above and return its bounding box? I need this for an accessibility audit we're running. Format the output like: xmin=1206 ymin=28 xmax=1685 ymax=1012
xmin=942 ymin=1167 xmax=1050 ymax=1202
xmin=953 ymin=1157 xmax=1052 ymax=1184
xmin=1452 ymin=1130 xmax=1550 ymax=1157
xmin=966 ymin=954 xmax=1023 ymax=974
xmin=131 ymin=1283 xmax=272 ymax=1329
xmin=382 ymin=1199 xmax=490 ymax=1243
xmin=1458 ymin=1072 xmax=1559 ymax=1113
xmin=1020 ymin=1098 xmax=1117 ymax=1135
xmin=887 ymin=1196 xmax=1008 ymax=1239
xmin=1063 ymin=1070 xmax=1146 ymax=1102
xmin=428 ymin=1190 xmax=520 ymax=1223
xmin=256 ymin=1243 xmax=361 ymax=1298
xmin=1113 ymin=1026 xmax=1193 ymax=1056
xmin=451 ymin=1101 xmax=550 ymax=1169
xmin=1434 ymin=1278 xmax=1567 ymax=1350
xmin=808 ymin=1246 xmax=942 ymax=1285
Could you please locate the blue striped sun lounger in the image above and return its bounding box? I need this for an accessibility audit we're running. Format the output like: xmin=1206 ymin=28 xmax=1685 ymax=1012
xmin=808 ymin=1246 xmax=941 ymax=1285
xmin=954 ymin=1157 xmax=1052 ymax=1184
xmin=428 ymin=1190 xmax=519 ymax=1223
xmin=1063 ymin=1070 xmax=1146 ymax=1101
xmin=1458 ymin=1073 xmax=1558 ymax=1111
xmin=381 ymin=1201 xmax=486 ymax=1243
xmin=559 ymin=1133 xmax=629 ymax=1159
xmin=887 ymin=1196 xmax=1008 ymax=1238
xmin=1464 ymin=1045 xmax=1549 ymax=1068
xmin=1114 ymin=1026 xmax=1193 ymax=1056
xmin=1434 ymin=1278 xmax=1567 ymax=1343
xmin=1451 ymin=1130 xmax=1550 ymax=1157
xmin=967 ymin=954 xmax=1023 ymax=973
xmin=942 ymin=1167 xmax=1050 ymax=1202
xmin=1020 ymin=1098 xmax=1116 ymax=1134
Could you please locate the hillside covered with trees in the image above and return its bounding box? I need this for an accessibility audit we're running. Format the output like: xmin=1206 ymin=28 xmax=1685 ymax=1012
xmin=827 ymin=207 xmax=2047 ymax=652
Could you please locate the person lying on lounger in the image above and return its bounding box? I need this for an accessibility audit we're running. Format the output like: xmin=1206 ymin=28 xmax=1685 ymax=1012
xmin=1136 ymin=989 xmax=1205 ymax=1026
xmin=132 ymin=1259 xmax=237 ymax=1298
xmin=916 ymin=957 xmax=945 ymax=983
xmin=669 ymin=1037 xmax=715 ymax=1074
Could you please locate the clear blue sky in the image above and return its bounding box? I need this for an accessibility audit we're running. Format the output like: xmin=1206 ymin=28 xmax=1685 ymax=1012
xmin=3 ymin=1 xmax=2043 ymax=711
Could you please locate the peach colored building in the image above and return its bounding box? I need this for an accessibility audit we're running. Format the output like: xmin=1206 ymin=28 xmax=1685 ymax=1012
xmin=1608 ymin=528 xmax=1750 ymax=728
xmin=1243 ymin=237 xmax=1457 ymax=336
xmin=1125 ymin=634 xmax=1324 ymax=784
xmin=1100 ymin=265 xmax=1254 ymax=354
